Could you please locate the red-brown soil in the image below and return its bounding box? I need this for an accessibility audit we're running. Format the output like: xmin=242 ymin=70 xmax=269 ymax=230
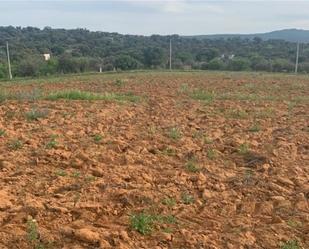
xmin=0 ymin=72 xmax=308 ymax=249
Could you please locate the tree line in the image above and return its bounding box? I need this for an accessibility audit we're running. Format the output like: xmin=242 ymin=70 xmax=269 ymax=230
xmin=1 ymin=26 xmax=309 ymax=78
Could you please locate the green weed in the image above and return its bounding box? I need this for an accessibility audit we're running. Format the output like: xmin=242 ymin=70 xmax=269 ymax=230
xmin=238 ymin=143 xmax=249 ymax=155
xmin=26 ymin=218 xmax=45 ymax=249
xmin=181 ymin=193 xmax=194 ymax=205
xmin=0 ymin=129 xmax=5 ymax=137
xmin=46 ymin=136 xmax=58 ymax=149
xmin=162 ymin=197 xmax=177 ymax=208
xmin=248 ymin=123 xmax=260 ymax=132
xmin=8 ymin=139 xmax=23 ymax=150
xmin=93 ymin=134 xmax=103 ymax=143
xmin=55 ymin=170 xmax=67 ymax=177
xmin=168 ymin=127 xmax=182 ymax=140
xmin=280 ymin=240 xmax=301 ymax=249
xmin=26 ymin=108 xmax=48 ymax=121
xmin=207 ymin=148 xmax=217 ymax=160
xmin=45 ymin=90 xmax=140 ymax=102
xmin=185 ymin=159 xmax=200 ymax=173
xmin=130 ymin=213 xmax=157 ymax=235
xmin=190 ymin=90 xmax=215 ymax=103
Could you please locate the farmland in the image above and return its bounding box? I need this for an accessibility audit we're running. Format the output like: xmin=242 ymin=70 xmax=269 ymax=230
xmin=0 ymin=71 xmax=308 ymax=249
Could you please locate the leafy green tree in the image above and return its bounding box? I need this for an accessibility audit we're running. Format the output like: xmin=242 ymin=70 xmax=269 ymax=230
xmin=143 ymin=47 xmax=166 ymax=68
xmin=228 ymin=57 xmax=250 ymax=71
xmin=272 ymin=58 xmax=294 ymax=72
xmin=114 ymin=55 xmax=140 ymax=70
xmin=207 ymin=58 xmax=225 ymax=70
xmin=0 ymin=64 xmax=7 ymax=79
xmin=16 ymin=58 xmax=41 ymax=77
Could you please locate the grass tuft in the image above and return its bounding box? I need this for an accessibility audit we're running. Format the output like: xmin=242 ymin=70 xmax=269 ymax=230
xmin=26 ymin=108 xmax=49 ymax=121
xmin=190 ymin=90 xmax=215 ymax=103
xmin=280 ymin=240 xmax=301 ymax=249
xmin=8 ymin=139 xmax=23 ymax=150
xmin=130 ymin=213 xmax=156 ymax=235
xmin=167 ymin=127 xmax=182 ymax=140
xmin=45 ymin=90 xmax=140 ymax=102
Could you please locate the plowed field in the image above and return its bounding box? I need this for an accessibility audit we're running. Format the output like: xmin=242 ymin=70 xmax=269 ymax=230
xmin=0 ymin=72 xmax=308 ymax=249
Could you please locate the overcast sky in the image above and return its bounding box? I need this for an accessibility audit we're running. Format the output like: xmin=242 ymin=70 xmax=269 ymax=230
xmin=0 ymin=0 xmax=309 ymax=35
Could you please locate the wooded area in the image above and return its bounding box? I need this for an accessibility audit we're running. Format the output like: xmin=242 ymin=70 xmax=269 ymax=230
xmin=1 ymin=26 xmax=309 ymax=78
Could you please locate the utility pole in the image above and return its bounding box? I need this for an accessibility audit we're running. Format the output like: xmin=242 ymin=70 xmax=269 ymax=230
xmin=169 ymin=38 xmax=172 ymax=71
xmin=6 ymin=42 xmax=12 ymax=80
xmin=295 ymin=42 xmax=300 ymax=74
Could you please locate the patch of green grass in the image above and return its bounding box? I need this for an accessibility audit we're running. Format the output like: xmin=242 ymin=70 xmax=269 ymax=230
xmin=179 ymin=83 xmax=190 ymax=93
xmin=93 ymin=134 xmax=103 ymax=143
xmin=228 ymin=109 xmax=248 ymax=119
xmin=55 ymin=170 xmax=67 ymax=177
xmin=181 ymin=193 xmax=194 ymax=205
xmin=26 ymin=218 xmax=45 ymax=249
xmin=26 ymin=108 xmax=49 ymax=121
xmin=207 ymin=148 xmax=217 ymax=160
xmin=130 ymin=213 xmax=157 ymax=235
xmin=130 ymin=212 xmax=177 ymax=235
xmin=287 ymin=219 xmax=302 ymax=228
xmin=114 ymin=79 xmax=124 ymax=87
xmin=190 ymin=90 xmax=215 ymax=103
xmin=162 ymin=197 xmax=177 ymax=208
xmin=248 ymin=123 xmax=261 ymax=132
xmin=45 ymin=90 xmax=140 ymax=102
xmin=8 ymin=139 xmax=23 ymax=150
xmin=46 ymin=136 xmax=58 ymax=149
xmin=85 ymin=175 xmax=96 ymax=183
xmin=254 ymin=108 xmax=275 ymax=119
xmin=185 ymin=159 xmax=200 ymax=173
xmin=162 ymin=215 xmax=177 ymax=224
xmin=0 ymin=129 xmax=5 ymax=137
xmin=280 ymin=240 xmax=301 ymax=249
xmin=71 ymin=171 xmax=81 ymax=178
xmin=167 ymin=127 xmax=182 ymax=140
xmin=161 ymin=147 xmax=176 ymax=156
xmin=238 ymin=143 xmax=249 ymax=155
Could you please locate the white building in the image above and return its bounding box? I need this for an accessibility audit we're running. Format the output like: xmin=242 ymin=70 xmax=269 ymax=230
xmin=43 ymin=54 xmax=51 ymax=61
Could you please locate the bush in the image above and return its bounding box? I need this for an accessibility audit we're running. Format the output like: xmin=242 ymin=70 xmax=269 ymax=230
xmin=228 ymin=57 xmax=250 ymax=71
xmin=114 ymin=55 xmax=140 ymax=70
xmin=16 ymin=58 xmax=41 ymax=77
xmin=272 ymin=58 xmax=294 ymax=72
xmin=0 ymin=64 xmax=7 ymax=79
xmin=207 ymin=58 xmax=225 ymax=70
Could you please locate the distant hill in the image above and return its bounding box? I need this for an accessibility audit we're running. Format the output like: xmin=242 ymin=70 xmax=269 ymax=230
xmin=189 ymin=29 xmax=309 ymax=43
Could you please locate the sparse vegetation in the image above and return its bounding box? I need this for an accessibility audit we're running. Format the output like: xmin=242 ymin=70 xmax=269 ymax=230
xmin=8 ymin=139 xmax=23 ymax=150
xmin=0 ymin=129 xmax=5 ymax=137
xmin=55 ymin=170 xmax=67 ymax=177
xmin=207 ymin=148 xmax=217 ymax=160
xmin=162 ymin=197 xmax=177 ymax=208
xmin=238 ymin=143 xmax=250 ymax=155
xmin=130 ymin=212 xmax=177 ymax=235
xmin=46 ymin=136 xmax=58 ymax=149
xmin=168 ymin=127 xmax=182 ymax=140
xmin=26 ymin=108 xmax=49 ymax=121
xmin=280 ymin=240 xmax=301 ymax=249
xmin=130 ymin=213 xmax=157 ymax=235
xmin=190 ymin=89 xmax=215 ymax=103
xmin=45 ymin=90 xmax=140 ymax=102
xmin=248 ymin=123 xmax=261 ymax=132
xmin=93 ymin=134 xmax=103 ymax=143
xmin=185 ymin=159 xmax=200 ymax=173
xmin=161 ymin=147 xmax=176 ymax=156
xmin=181 ymin=193 xmax=194 ymax=204
xmin=26 ymin=218 xmax=45 ymax=249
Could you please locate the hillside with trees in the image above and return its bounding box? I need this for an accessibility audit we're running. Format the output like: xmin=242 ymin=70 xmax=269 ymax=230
xmin=1 ymin=26 xmax=309 ymax=78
